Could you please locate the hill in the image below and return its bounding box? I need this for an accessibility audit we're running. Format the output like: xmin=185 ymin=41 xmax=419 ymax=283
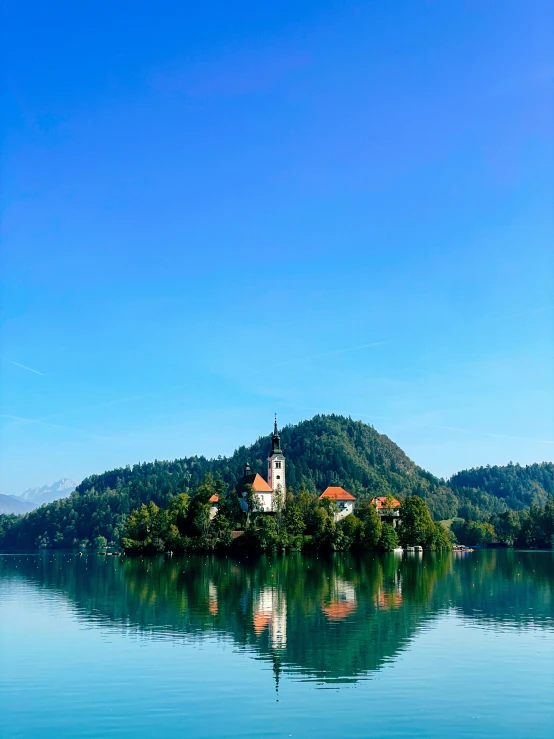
xmin=450 ymin=462 xmax=554 ymax=520
xmin=0 ymin=415 xmax=456 ymax=550
xmin=0 ymin=494 xmax=34 ymax=515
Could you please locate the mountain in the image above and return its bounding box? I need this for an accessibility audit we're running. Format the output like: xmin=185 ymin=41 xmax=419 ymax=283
xmin=0 ymin=494 xmax=34 ymax=515
xmin=13 ymin=478 xmax=78 ymax=507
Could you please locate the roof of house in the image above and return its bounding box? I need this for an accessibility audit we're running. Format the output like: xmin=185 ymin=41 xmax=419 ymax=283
xmin=209 ymin=495 xmax=219 ymax=503
xmin=372 ymin=496 xmax=401 ymax=509
xmin=319 ymin=486 xmax=356 ymax=501
xmin=236 ymin=472 xmax=273 ymax=494
xmin=322 ymin=601 xmax=357 ymax=621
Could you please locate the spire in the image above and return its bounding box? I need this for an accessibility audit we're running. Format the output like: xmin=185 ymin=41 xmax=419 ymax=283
xmin=271 ymin=416 xmax=282 ymax=455
xmin=244 ymin=461 xmax=251 ymax=476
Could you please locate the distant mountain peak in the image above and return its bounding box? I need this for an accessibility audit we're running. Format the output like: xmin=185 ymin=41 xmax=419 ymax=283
xmin=15 ymin=478 xmax=78 ymax=506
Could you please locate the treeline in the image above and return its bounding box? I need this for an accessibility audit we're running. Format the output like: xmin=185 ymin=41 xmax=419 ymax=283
xmin=451 ymin=462 xmax=554 ymax=514
xmin=0 ymin=415 xmax=552 ymax=551
xmin=120 ymin=475 xmax=451 ymax=553
xmin=451 ymin=501 xmax=554 ymax=548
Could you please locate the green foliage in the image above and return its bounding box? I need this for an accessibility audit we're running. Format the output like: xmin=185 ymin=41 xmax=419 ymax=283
xmin=397 ymin=496 xmax=435 ymax=548
xmin=451 ymin=519 xmax=497 ymax=546
xmin=356 ymin=501 xmax=383 ymax=549
xmin=451 ymin=462 xmax=554 ymax=513
xmin=514 ymin=502 xmax=554 ymax=549
xmin=378 ymin=523 xmax=399 ymax=551
xmin=427 ymin=523 xmax=452 ymax=551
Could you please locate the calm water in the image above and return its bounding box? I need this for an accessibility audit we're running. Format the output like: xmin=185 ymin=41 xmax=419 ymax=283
xmin=0 ymin=550 xmax=553 ymax=739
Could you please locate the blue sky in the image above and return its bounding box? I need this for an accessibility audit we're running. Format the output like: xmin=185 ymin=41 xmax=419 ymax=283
xmin=1 ymin=0 xmax=553 ymax=493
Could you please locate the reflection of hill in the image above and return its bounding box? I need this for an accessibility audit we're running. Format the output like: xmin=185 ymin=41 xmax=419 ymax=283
xmin=1 ymin=551 xmax=552 ymax=683
xmin=447 ymin=550 xmax=554 ymax=630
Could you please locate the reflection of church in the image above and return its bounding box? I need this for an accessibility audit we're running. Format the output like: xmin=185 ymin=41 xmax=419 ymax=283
xmin=253 ymin=587 xmax=287 ymax=649
xmin=236 ymin=418 xmax=286 ymax=513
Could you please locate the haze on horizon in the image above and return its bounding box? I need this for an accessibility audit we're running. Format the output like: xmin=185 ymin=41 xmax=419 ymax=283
xmin=1 ymin=0 xmax=553 ymax=493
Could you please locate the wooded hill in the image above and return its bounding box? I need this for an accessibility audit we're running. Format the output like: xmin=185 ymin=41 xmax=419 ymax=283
xmin=0 ymin=415 xmax=552 ymax=550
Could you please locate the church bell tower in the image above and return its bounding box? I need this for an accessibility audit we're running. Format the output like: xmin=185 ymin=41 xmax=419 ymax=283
xmin=267 ymin=415 xmax=286 ymax=510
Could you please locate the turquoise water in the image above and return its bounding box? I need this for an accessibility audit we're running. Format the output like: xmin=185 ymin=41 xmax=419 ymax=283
xmin=0 ymin=550 xmax=553 ymax=738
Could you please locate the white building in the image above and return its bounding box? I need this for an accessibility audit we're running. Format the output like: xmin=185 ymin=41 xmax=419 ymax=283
xmin=237 ymin=418 xmax=286 ymax=513
xmin=318 ymin=486 xmax=357 ymax=521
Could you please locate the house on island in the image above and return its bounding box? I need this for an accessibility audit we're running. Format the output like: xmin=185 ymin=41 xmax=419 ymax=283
xmin=236 ymin=418 xmax=286 ymax=513
xmin=371 ymin=496 xmax=401 ymax=527
xmin=209 ymin=494 xmax=219 ymax=520
xmin=319 ymin=487 xmax=357 ymax=521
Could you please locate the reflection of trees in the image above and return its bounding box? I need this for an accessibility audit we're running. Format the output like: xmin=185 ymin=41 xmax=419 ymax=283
xmin=1 ymin=550 xmax=552 ymax=684
xmin=445 ymin=550 xmax=554 ymax=629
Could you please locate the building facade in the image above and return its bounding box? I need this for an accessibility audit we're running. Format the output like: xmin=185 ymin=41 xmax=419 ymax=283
xmin=319 ymin=486 xmax=357 ymax=521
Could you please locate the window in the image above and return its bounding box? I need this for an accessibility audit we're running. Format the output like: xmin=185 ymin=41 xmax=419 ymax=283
xmin=276 ymin=475 xmax=280 ymax=479
xmin=275 ymin=461 xmax=282 ymax=469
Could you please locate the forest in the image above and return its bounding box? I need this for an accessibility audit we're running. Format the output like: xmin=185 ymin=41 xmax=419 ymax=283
xmin=0 ymin=415 xmax=552 ymax=551
xmin=118 ymin=478 xmax=451 ymax=553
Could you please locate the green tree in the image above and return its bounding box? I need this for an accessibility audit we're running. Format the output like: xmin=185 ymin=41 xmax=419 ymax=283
xmin=426 ymin=523 xmax=452 ymax=551
xmin=378 ymin=523 xmax=398 ymax=550
xmin=356 ymin=501 xmax=383 ymax=549
xmin=397 ymin=496 xmax=434 ymax=548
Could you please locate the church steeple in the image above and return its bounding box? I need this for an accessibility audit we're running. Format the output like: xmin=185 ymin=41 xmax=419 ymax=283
xmin=271 ymin=415 xmax=282 ymax=454
xmin=268 ymin=415 xmax=285 ymax=506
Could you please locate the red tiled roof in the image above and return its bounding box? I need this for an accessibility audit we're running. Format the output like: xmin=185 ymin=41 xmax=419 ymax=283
xmin=209 ymin=495 xmax=219 ymax=503
xmin=371 ymin=496 xmax=401 ymax=509
xmin=236 ymin=472 xmax=273 ymax=494
xmin=250 ymin=473 xmax=273 ymax=493
xmin=319 ymin=486 xmax=356 ymax=501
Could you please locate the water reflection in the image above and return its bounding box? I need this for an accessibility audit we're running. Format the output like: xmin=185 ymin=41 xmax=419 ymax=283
xmin=1 ymin=550 xmax=552 ymax=684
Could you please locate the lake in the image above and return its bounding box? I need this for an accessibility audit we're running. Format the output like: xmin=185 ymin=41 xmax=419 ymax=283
xmin=0 ymin=549 xmax=552 ymax=739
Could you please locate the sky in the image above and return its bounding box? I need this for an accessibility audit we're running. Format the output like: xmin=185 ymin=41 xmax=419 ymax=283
xmin=1 ymin=0 xmax=553 ymax=494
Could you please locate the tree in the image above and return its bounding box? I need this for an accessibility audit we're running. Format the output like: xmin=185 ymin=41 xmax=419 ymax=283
xmin=284 ymin=493 xmax=306 ymax=536
xmin=94 ymin=535 xmax=108 ymax=549
xmin=356 ymin=501 xmax=382 ymax=549
xmin=378 ymin=523 xmax=398 ymax=550
xmin=397 ymin=496 xmax=434 ymax=548
xmin=338 ymin=514 xmax=363 ymax=549
xmin=451 ymin=520 xmax=496 ymax=546
xmin=491 ymin=510 xmax=521 ymax=546
xmin=243 ymin=484 xmax=261 ymax=527
xmin=426 ymin=523 xmax=452 ymax=551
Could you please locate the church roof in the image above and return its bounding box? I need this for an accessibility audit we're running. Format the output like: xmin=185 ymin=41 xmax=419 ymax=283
xmin=236 ymin=473 xmax=273 ymax=494
xmin=209 ymin=495 xmax=219 ymax=503
xmin=319 ymin=486 xmax=356 ymax=501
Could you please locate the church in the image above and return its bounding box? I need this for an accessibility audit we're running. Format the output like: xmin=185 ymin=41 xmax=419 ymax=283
xmin=236 ymin=418 xmax=286 ymax=513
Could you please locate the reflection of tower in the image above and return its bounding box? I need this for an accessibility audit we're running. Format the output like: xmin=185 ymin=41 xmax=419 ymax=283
xmin=208 ymin=581 xmax=218 ymax=615
xmin=272 ymin=652 xmax=282 ymax=699
xmin=270 ymin=590 xmax=287 ymax=649
xmin=253 ymin=586 xmax=287 ymax=649
xmin=267 ymin=416 xmax=285 ymax=512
